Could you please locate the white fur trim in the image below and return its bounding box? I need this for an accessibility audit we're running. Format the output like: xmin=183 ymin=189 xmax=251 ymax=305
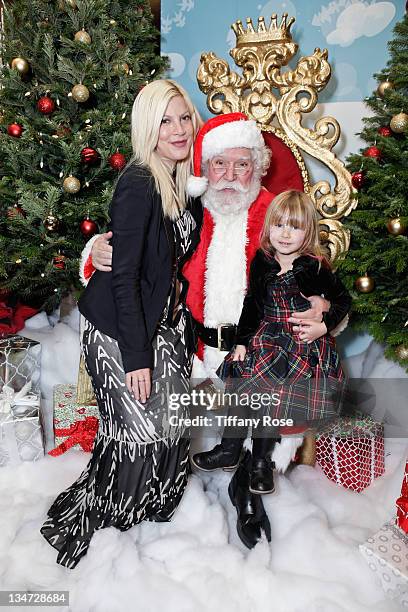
xmin=79 ymin=234 xmax=100 ymax=287
xmin=187 ymin=175 xmax=208 ymax=197
xmin=203 ymin=209 xmax=248 ymax=328
xmin=191 ymin=355 xmax=210 ymax=385
xmin=202 ymin=120 xmax=264 ymax=161
xmin=272 ymin=436 xmax=304 ymax=473
xmin=202 ymin=345 xmax=229 ymax=388
xmin=330 ymin=314 xmax=349 ymax=337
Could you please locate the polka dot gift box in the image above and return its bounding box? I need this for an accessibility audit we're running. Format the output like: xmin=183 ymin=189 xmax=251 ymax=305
xmin=360 ymin=521 xmax=408 ymax=607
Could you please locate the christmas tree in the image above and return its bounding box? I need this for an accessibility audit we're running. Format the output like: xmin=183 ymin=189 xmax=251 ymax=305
xmin=338 ymin=11 xmax=408 ymax=367
xmin=0 ymin=0 xmax=166 ymax=311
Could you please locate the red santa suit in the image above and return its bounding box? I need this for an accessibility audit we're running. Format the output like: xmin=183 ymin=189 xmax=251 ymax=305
xmin=183 ymin=187 xmax=273 ymax=381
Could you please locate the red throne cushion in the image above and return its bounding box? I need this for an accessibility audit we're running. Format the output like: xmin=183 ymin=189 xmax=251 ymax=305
xmin=261 ymin=131 xmax=305 ymax=194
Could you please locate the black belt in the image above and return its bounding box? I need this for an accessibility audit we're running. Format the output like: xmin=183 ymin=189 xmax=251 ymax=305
xmin=194 ymin=319 xmax=237 ymax=352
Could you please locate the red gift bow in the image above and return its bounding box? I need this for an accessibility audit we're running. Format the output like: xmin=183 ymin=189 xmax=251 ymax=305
xmin=396 ymin=497 xmax=408 ymax=534
xmin=48 ymin=416 xmax=99 ymax=456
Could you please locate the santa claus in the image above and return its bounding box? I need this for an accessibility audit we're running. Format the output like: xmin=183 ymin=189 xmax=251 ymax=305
xmin=183 ymin=113 xmax=274 ymax=382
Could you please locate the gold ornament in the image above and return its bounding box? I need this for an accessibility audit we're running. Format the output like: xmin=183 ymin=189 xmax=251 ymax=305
xmin=58 ymin=0 xmax=76 ymax=9
xmin=43 ymin=212 xmax=60 ymax=232
xmin=387 ymin=217 xmax=407 ymax=236
xmin=377 ymin=80 xmax=394 ymax=97
xmin=74 ymin=30 xmax=92 ymax=44
xmin=113 ymin=62 xmax=130 ymax=75
xmin=71 ymin=84 xmax=90 ymax=102
xmin=11 ymin=57 xmax=30 ymax=75
xmin=196 ymin=12 xmax=354 ymax=264
xmin=395 ymin=345 xmax=408 ymax=361
xmin=390 ymin=112 xmax=408 ymax=134
xmin=355 ymin=274 xmax=375 ymax=293
xmin=109 ymin=19 xmax=117 ymax=26
xmin=63 ymin=175 xmax=81 ymax=193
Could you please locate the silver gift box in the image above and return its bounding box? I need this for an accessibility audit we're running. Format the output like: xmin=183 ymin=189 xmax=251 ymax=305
xmin=0 ymin=335 xmax=41 ymax=394
xmin=360 ymin=520 xmax=408 ymax=607
xmin=0 ymin=400 xmax=45 ymax=467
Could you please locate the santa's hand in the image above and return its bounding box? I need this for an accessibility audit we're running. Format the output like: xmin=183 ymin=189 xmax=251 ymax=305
xmin=288 ymin=294 xmax=330 ymax=324
xmin=92 ymin=231 xmax=113 ymax=271
xmin=232 ymin=345 xmax=246 ymax=361
xmin=295 ymin=320 xmax=327 ymax=344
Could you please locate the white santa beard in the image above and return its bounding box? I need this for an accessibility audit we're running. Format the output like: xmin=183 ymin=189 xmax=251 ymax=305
xmin=202 ymin=177 xmax=261 ymax=216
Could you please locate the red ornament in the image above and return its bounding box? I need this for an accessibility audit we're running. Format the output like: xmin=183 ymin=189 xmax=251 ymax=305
xmin=363 ymin=146 xmax=381 ymax=160
xmin=7 ymin=204 xmax=26 ymax=219
xmin=37 ymin=96 xmax=56 ymax=115
xmin=378 ymin=126 xmax=392 ymax=137
xmin=53 ymin=254 xmax=66 ymax=270
xmin=80 ymin=217 xmax=98 ymax=236
xmin=81 ymin=146 xmax=100 ymax=165
xmin=109 ymin=152 xmax=126 ymax=171
xmin=56 ymin=125 xmax=71 ymax=138
xmin=7 ymin=123 xmax=23 ymax=138
xmin=351 ymin=171 xmax=365 ymax=190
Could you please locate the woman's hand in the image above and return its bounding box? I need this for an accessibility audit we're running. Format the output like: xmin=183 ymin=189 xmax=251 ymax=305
xmin=295 ymin=320 xmax=328 ymax=344
xmin=232 ymin=345 xmax=247 ymax=361
xmin=126 ymin=368 xmax=151 ymax=404
xmin=92 ymin=231 xmax=113 ymax=271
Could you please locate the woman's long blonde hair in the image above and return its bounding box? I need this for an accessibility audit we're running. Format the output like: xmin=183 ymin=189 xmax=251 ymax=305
xmin=130 ymin=79 xmax=202 ymax=220
xmin=260 ymin=190 xmax=329 ymax=264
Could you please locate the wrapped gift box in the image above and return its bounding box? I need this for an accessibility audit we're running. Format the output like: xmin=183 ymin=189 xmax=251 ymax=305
xmin=50 ymin=384 xmax=99 ymax=455
xmin=360 ymin=521 xmax=408 ymax=607
xmin=396 ymin=460 xmax=408 ymax=533
xmin=0 ymin=335 xmax=41 ymax=394
xmin=316 ymin=416 xmax=384 ymax=492
xmin=0 ymin=392 xmax=44 ymax=466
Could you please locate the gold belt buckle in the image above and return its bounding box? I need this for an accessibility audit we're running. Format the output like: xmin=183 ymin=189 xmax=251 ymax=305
xmin=217 ymin=324 xmax=228 ymax=351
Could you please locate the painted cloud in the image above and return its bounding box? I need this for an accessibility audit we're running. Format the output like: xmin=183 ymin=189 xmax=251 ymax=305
xmin=313 ymin=1 xmax=396 ymax=47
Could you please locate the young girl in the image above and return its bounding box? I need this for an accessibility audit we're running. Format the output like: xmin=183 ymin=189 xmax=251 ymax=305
xmin=215 ymin=190 xmax=352 ymax=494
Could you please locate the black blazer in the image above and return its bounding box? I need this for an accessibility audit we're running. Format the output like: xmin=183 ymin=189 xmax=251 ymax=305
xmin=78 ymin=165 xmax=202 ymax=373
xmin=236 ymin=250 xmax=352 ymax=346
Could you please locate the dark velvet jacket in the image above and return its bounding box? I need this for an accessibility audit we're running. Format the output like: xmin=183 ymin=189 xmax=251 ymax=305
xmin=236 ymin=249 xmax=352 ymax=347
xmin=78 ymin=165 xmax=203 ymax=373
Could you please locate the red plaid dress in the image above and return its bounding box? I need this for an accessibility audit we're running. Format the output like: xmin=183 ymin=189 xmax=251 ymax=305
xmin=219 ymin=269 xmax=345 ymax=426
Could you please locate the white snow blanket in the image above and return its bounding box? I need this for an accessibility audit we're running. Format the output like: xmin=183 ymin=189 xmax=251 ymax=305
xmin=0 ymin=308 xmax=407 ymax=612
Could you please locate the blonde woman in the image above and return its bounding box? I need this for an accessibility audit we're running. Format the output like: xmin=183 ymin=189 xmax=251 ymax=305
xmin=41 ymin=80 xmax=202 ymax=568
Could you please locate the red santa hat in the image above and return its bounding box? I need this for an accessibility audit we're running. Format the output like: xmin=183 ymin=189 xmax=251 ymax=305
xmin=187 ymin=112 xmax=265 ymax=197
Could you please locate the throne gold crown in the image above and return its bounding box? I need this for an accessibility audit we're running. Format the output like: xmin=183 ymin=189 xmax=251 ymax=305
xmin=231 ymin=14 xmax=295 ymax=45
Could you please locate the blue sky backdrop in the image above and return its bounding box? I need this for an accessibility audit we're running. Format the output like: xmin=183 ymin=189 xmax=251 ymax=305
xmin=161 ymin=0 xmax=405 ymax=119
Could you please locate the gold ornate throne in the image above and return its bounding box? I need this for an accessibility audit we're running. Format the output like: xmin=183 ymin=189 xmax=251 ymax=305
xmin=196 ymin=13 xmax=355 ymax=465
xmin=196 ymin=12 xmax=355 ymax=264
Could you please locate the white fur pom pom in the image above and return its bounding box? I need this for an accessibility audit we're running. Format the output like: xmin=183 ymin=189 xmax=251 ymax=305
xmin=186 ymin=175 xmax=208 ymax=198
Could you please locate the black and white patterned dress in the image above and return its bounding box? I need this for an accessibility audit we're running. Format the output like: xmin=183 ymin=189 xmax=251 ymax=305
xmin=41 ymin=209 xmax=197 ymax=569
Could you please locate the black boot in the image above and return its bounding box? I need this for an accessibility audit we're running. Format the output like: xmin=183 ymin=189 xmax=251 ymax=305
xmin=191 ymin=438 xmax=244 ymax=472
xmin=228 ymin=450 xmax=271 ymax=549
xmin=249 ymin=437 xmax=276 ymax=495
